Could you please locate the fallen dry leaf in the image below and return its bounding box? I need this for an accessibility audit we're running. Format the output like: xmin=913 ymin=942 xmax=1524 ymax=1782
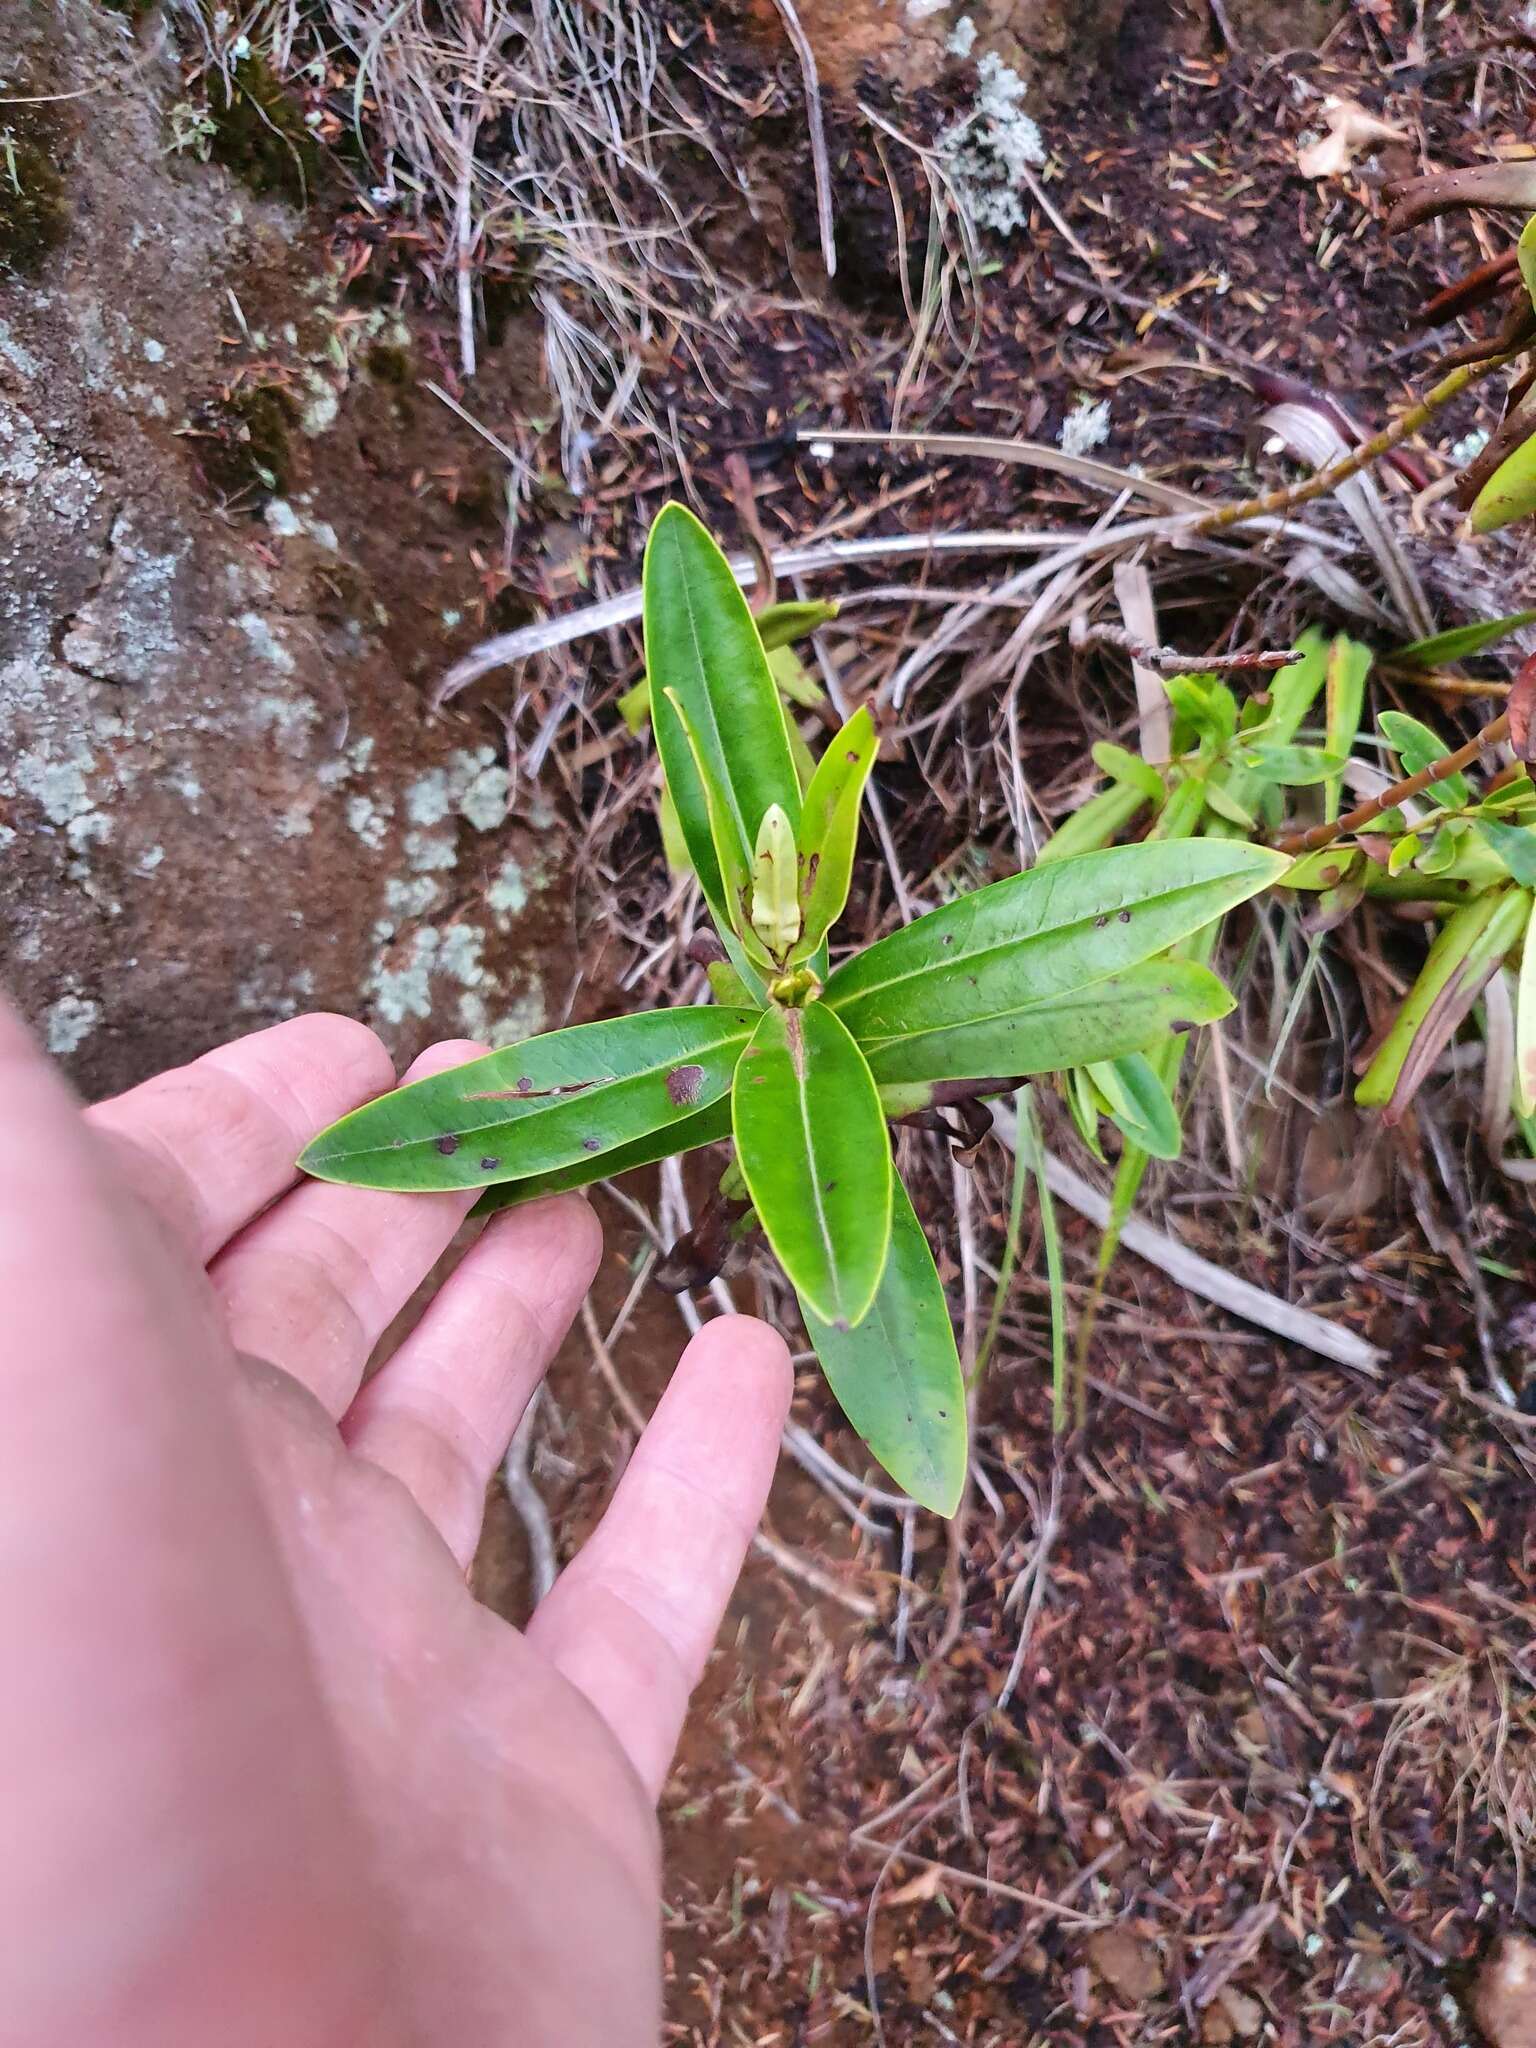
xmin=883 ymin=1864 xmax=946 ymax=1907
xmin=1217 ymin=1987 xmax=1266 ymax=2039
xmin=1086 ymin=1926 xmax=1165 ymax=2002
xmin=1298 ymin=97 xmax=1408 ymax=180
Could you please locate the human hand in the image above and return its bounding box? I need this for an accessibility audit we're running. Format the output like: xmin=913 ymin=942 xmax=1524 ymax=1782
xmin=0 ymin=1002 xmax=791 ymax=2048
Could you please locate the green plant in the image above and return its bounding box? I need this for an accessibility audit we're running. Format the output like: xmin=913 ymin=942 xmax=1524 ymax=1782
xmin=1382 ymin=170 xmax=1536 ymax=532
xmin=1050 ymin=625 xmax=1536 ymax=1170
xmin=301 ymin=507 xmax=1286 ymax=1510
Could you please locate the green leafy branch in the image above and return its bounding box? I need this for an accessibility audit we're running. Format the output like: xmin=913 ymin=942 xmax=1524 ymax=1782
xmin=301 ymin=507 xmax=1285 ymax=1511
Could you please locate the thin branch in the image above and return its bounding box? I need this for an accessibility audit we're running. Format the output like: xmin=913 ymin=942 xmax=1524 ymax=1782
xmin=1277 ymin=711 xmax=1509 ymax=855
xmin=501 ymin=1397 xmax=558 ymax=1604
xmin=1193 ymin=352 xmax=1516 ymax=535
xmin=1073 ymin=619 xmax=1302 ymax=673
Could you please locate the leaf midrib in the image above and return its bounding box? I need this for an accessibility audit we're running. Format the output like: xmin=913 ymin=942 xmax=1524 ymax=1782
xmin=856 ymin=980 xmax=1193 ymax=1054
xmin=786 ymin=1012 xmax=843 ymax=1321
xmin=828 ymin=876 xmax=1233 ymax=1015
xmin=667 ymin=521 xmax=753 ymax=857
xmin=315 ymin=1026 xmax=750 ymax=1164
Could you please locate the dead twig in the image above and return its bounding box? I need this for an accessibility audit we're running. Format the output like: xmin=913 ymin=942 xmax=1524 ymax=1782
xmin=1194 ymin=353 xmax=1517 ymax=535
xmin=1277 ymin=710 xmax=1509 ymax=855
xmin=765 ymin=0 xmax=837 ymax=279
xmin=1072 ymin=620 xmax=1302 ymax=672
xmin=987 ymin=1104 xmax=1385 ymax=1375
xmin=501 ymin=1395 xmax=558 ymax=1604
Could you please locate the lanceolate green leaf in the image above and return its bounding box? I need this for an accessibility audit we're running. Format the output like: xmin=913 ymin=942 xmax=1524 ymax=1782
xmin=1470 ymin=429 xmax=1536 ymax=534
xmin=1476 ymin=817 xmax=1536 ymax=887
xmin=659 ymin=688 xmax=774 ymax=979
xmin=859 ymin=958 xmax=1233 ymax=1087
xmin=792 ymin=706 xmax=878 ymax=963
xmin=799 ymin=1174 xmax=966 ymax=1514
xmin=1148 ymin=775 xmax=1208 ymax=839
xmin=1088 ymin=1052 xmax=1181 ymax=1160
xmin=643 ymin=503 xmax=800 ymax=863
xmin=1325 ymin=633 xmax=1372 ymax=821
xmin=732 ymin=1001 xmax=892 ymax=1327
xmin=1240 ymin=745 xmax=1348 ymax=787
xmin=653 ymin=677 xmax=727 ymax=916
xmin=1379 ymin=709 xmax=1469 ymax=807
xmin=1035 ymin=781 xmax=1148 ymax=863
xmin=1090 ymin=741 xmax=1165 ymax=806
xmin=618 ymin=599 xmax=837 ymax=736
xmin=1357 ymin=888 xmax=1531 ymax=1121
xmin=1394 ymin=610 xmax=1536 ymax=668
xmin=825 ymin=841 xmax=1287 ymax=1046
xmin=471 ymin=1099 xmax=733 ymax=1214
xmin=301 ymin=1008 xmax=757 ymax=1192
xmin=1259 ymin=627 xmax=1329 ymax=743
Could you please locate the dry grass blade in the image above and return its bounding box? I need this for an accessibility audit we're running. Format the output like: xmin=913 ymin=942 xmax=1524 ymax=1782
xmin=987 ymin=1105 xmax=1384 ymax=1375
xmin=1254 ymin=400 xmax=1434 ymax=637
xmin=765 ymin=0 xmax=836 ymax=278
xmin=796 ymin=428 xmax=1206 ymax=511
xmin=1110 ymin=555 xmax=1171 ymax=761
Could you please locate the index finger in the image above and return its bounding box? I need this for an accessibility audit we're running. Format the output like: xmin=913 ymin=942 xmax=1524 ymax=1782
xmin=86 ymin=1013 xmax=395 ymax=1266
xmin=524 ymin=1315 xmax=791 ymax=1800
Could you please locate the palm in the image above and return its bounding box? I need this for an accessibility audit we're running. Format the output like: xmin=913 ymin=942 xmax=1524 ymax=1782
xmin=0 ymin=1006 xmax=788 ymax=2048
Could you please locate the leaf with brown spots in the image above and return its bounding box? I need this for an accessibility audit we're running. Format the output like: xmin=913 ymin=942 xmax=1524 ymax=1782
xmin=300 ymin=1008 xmax=755 ymax=1192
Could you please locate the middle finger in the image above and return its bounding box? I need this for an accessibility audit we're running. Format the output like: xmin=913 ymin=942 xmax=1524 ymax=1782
xmin=209 ymin=1041 xmax=485 ymax=1417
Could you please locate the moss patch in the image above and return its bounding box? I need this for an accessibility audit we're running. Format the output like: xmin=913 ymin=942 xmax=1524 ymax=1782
xmin=207 ymin=57 xmax=318 ymax=208
xmin=0 ymin=102 xmax=70 ymax=274
xmin=365 ymin=342 xmax=415 ymax=387
xmin=192 ymin=382 xmax=298 ymax=501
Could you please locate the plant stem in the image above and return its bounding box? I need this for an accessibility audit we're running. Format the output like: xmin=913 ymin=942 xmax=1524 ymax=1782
xmin=973 ymin=1115 xmax=1030 ymax=1387
xmin=1194 ymin=353 xmax=1516 ymax=536
xmin=1277 ymin=711 xmax=1510 ymax=855
xmin=1379 ymin=661 xmax=1510 ymax=699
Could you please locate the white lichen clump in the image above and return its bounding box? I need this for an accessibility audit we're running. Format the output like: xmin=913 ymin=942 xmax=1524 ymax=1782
xmin=940 ymin=52 xmax=1046 ymax=237
xmin=45 ymin=994 xmax=100 ymax=1056
xmin=1059 ymin=397 xmax=1112 ymax=458
xmin=946 ymin=13 xmax=977 ymax=56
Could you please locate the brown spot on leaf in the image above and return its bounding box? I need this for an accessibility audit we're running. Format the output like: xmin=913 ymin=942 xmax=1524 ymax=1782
xmin=1118 ymin=909 xmax=1132 ymax=923
xmin=435 ymin=1134 xmax=460 ymax=1156
xmin=479 ymin=1156 xmax=501 ymax=1171
xmin=582 ymin=1137 xmax=602 ymax=1152
xmin=666 ymin=1062 xmax=706 ymax=1106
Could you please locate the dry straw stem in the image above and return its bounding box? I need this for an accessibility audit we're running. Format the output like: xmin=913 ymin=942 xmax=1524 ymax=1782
xmin=765 ymin=0 xmax=837 ymax=279
xmin=987 ymin=1103 xmax=1385 ymax=1376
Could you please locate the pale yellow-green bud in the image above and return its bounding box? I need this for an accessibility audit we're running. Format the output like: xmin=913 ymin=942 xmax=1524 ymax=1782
xmin=750 ymin=803 xmax=801 ymax=960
